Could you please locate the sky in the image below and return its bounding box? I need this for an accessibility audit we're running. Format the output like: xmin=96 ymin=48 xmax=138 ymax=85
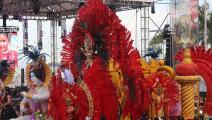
xmin=1 ymin=0 xmax=212 ymax=86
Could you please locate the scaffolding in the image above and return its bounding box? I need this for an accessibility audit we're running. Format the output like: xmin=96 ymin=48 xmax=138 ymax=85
xmin=50 ymin=20 xmax=58 ymax=71
xmin=0 ymin=0 xmax=153 ymax=20
xmin=140 ymin=7 xmax=150 ymax=56
xmin=0 ymin=0 xmax=153 ymax=74
xmin=37 ymin=20 xmax=43 ymax=50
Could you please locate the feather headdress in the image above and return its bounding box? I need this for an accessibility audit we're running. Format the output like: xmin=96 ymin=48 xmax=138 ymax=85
xmin=60 ymin=0 xmax=148 ymax=119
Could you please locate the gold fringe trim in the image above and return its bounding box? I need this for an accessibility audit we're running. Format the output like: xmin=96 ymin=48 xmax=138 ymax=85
xmin=3 ymin=69 xmax=15 ymax=87
xmin=79 ymin=81 xmax=94 ymax=118
xmin=175 ymin=76 xmax=200 ymax=82
xmin=26 ymin=60 xmax=52 ymax=88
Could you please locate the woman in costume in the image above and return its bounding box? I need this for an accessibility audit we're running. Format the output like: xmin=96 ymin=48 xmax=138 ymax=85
xmin=146 ymin=73 xmax=179 ymax=119
xmin=13 ymin=45 xmax=52 ymax=120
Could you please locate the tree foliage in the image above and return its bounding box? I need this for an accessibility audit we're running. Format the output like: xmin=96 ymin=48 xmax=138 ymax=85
xmin=149 ymin=32 xmax=164 ymax=45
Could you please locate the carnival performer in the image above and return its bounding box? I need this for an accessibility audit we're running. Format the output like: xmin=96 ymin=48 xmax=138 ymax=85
xmin=50 ymin=0 xmax=148 ymax=120
xmin=13 ymin=45 xmax=52 ymax=120
xmin=0 ymin=59 xmax=17 ymax=120
xmin=147 ymin=73 xmax=179 ymax=120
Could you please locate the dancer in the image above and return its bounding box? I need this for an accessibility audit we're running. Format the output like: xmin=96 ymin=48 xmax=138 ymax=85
xmin=50 ymin=0 xmax=148 ymax=119
xmin=13 ymin=46 xmax=52 ymax=120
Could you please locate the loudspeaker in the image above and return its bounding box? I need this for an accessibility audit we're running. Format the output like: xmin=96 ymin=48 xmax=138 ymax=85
xmin=21 ymin=68 xmax=24 ymax=86
xmin=151 ymin=2 xmax=155 ymax=14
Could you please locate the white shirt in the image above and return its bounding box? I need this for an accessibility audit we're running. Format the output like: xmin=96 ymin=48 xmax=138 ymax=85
xmin=61 ymin=69 xmax=74 ymax=85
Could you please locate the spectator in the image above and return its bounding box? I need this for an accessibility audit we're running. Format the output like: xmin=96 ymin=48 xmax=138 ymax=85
xmin=0 ymin=87 xmax=17 ymax=120
xmin=60 ymin=64 xmax=74 ymax=85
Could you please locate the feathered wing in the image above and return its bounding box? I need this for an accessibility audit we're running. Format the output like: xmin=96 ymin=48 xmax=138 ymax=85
xmin=48 ymin=76 xmax=67 ymax=120
xmin=175 ymin=46 xmax=212 ymax=114
xmin=49 ymin=74 xmax=90 ymax=120
xmin=83 ymin=58 xmax=118 ymax=120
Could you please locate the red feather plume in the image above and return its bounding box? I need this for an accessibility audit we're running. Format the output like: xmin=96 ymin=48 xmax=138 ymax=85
xmin=144 ymin=73 xmax=180 ymax=119
xmin=146 ymin=73 xmax=180 ymax=108
xmin=83 ymin=58 xmax=118 ymax=120
xmin=49 ymin=72 xmax=90 ymax=120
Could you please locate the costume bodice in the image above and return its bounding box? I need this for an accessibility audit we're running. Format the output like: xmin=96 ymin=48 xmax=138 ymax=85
xmin=20 ymin=86 xmax=50 ymax=120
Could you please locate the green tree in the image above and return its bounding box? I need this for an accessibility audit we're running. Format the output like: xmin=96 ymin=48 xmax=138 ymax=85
xmin=199 ymin=6 xmax=204 ymax=36
xmin=149 ymin=32 xmax=164 ymax=45
xmin=207 ymin=12 xmax=212 ymax=45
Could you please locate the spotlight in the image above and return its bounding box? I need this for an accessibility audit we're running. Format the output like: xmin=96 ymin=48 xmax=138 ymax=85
xmin=151 ymin=2 xmax=155 ymax=14
xmin=31 ymin=0 xmax=40 ymax=14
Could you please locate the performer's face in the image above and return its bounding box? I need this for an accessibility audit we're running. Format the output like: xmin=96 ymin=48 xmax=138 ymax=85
xmin=0 ymin=34 xmax=9 ymax=52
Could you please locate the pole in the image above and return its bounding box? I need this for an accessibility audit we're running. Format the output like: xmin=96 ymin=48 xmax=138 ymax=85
xmin=204 ymin=0 xmax=209 ymax=49
xmin=135 ymin=9 xmax=138 ymax=49
xmin=175 ymin=49 xmax=200 ymax=119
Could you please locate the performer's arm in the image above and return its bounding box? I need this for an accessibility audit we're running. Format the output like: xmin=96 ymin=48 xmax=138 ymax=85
xmin=31 ymin=88 xmax=50 ymax=101
xmin=20 ymin=98 xmax=29 ymax=112
xmin=22 ymin=88 xmax=50 ymax=101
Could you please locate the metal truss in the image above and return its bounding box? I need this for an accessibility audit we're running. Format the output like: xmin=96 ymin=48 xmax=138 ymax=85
xmin=0 ymin=0 xmax=153 ymax=20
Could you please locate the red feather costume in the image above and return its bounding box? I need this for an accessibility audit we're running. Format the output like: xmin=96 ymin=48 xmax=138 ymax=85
xmin=146 ymin=73 xmax=180 ymax=119
xmin=175 ymin=46 xmax=212 ymax=114
xmin=50 ymin=0 xmax=148 ymax=119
